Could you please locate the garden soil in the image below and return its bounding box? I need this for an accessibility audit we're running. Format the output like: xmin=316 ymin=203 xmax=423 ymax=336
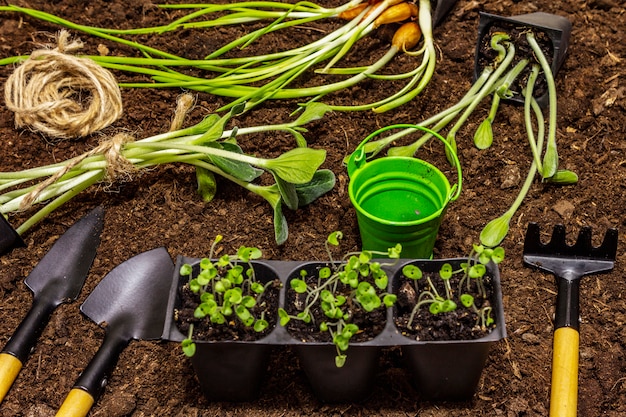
xmin=0 ymin=0 xmax=625 ymax=416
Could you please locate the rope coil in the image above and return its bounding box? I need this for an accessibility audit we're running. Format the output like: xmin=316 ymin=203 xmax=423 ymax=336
xmin=4 ymin=30 xmax=123 ymax=139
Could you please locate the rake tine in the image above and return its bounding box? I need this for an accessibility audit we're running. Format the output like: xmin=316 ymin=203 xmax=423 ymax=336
xmin=597 ymin=228 xmax=619 ymax=259
xmin=572 ymin=226 xmax=593 ymax=254
xmin=549 ymin=224 xmax=567 ymax=252
xmin=523 ymin=222 xmax=542 ymax=252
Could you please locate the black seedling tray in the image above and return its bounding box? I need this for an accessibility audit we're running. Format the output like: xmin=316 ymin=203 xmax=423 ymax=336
xmin=162 ymin=256 xmax=506 ymax=402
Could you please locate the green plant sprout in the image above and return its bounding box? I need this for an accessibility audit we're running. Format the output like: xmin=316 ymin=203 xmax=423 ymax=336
xmin=278 ymin=231 xmax=399 ymax=368
xmin=0 ymin=0 xmax=439 ymax=113
xmin=178 ymin=235 xmax=272 ymax=357
xmin=348 ymin=30 xmax=577 ymax=247
xmin=403 ymin=244 xmax=503 ymax=331
xmin=0 ymin=103 xmax=335 ymax=244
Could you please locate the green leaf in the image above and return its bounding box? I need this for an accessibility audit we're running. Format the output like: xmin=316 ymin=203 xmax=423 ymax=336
xmin=297 ymin=311 xmax=311 ymax=323
xmin=273 ymin=199 xmax=289 ymax=245
xmin=236 ymin=305 xmax=252 ymax=322
xmin=469 ymin=264 xmax=486 ymax=279
xmin=290 ymin=279 xmax=307 ymax=293
xmin=294 ymin=103 xmax=332 ymax=125
xmin=254 ymin=319 xmax=269 ymax=332
xmin=439 ymin=263 xmax=453 ymax=280
xmin=327 ymin=231 xmax=343 ymax=246
xmin=210 ymin=312 xmax=225 ymax=325
xmin=321 ymin=290 xmax=335 ymax=303
xmin=388 ymin=244 xmax=402 ymax=259
xmin=237 ymin=246 xmax=262 ymax=261
xmin=193 ymin=306 xmax=207 ymax=319
xmin=429 ymin=301 xmax=443 ymax=315
xmin=225 ymin=288 xmax=243 ymax=304
xmin=491 ymin=247 xmax=505 ymax=264
xmin=195 ymin=166 xmax=217 ymax=202
xmin=251 ymin=282 xmax=265 ymax=294
xmin=479 ymin=214 xmax=512 ymax=248
xmin=181 ymin=339 xmax=196 ymax=357
xmin=383 ymin=294 xmax=397 ymax=307
xmin=542 ymin=141 xmax=559 ymax=179
xmin=206 ymin=142 xmax=264 ymax=182
xmin=441 ymin=299 xmax=457 ymax=312
xmin=278 ymin=308 xmax=290 ymax=326
xmin=179 ymin=264 xmax=193 ymax=277
xmin=402 ymin=265 xmax=423 ymax=280
xmin=460 ymin=294 xmax=474 ymax=308
xmin=334 ymin=334 xmax=350 ymax=352
xmin=335 ymin=354 xmax=347 ymax=368
xmin=294 ymin=169 xmax=336 ymax=207
xmin=194 ymin=112 xmax=231 ymax=144
xmin=374 ymin=273 xmax=388 ymax=290
xmin=474 ymin=119 xmax=493 ymax=150
xmin=196 ymin=271 xmax=211 ymax=286
xmin=544 ymin=169 xmax=578 ymax=185
xmin=319 ymin=267 xmax=332 ymax=279
xmin=190 ymin=114 xmax=221 ymax=142
xmin=344 ymin=324 xmax=359 ymax=336
xmin=265 ymin=148 xmax=326 ymax=184
xmin=273 ymin=173 xmax=299 ymax=210
xmin=189 ymin=279 xmax=201 ymax=293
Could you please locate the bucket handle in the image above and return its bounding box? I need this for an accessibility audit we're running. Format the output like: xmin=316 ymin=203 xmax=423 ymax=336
xmin=347 ymin=124 xmax=462 ymax=202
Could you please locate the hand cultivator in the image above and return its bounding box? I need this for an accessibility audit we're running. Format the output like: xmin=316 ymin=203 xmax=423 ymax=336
xmin=523 ymin=223 xmax=618 ymax=417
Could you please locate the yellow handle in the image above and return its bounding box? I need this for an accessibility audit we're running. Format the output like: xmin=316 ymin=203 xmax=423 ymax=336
xmin=550 ymin=327 xmax=580 ymax=417
xmin=0 ymin=352 xmax=23 ymax=403
xmin=55 ymin=388 xmax=95 ymax=417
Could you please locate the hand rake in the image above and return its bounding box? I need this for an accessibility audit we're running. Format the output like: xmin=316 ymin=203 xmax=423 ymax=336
xmin=523 ymin=222 xmax=618 ymax=417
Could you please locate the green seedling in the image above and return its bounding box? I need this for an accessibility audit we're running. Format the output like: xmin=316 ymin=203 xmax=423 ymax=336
xmin=403 ymin=244 xmax=504 ymax=330
xmin=0 ymin=103 xmax=335 ymax=245
xmin=178 ymin=235 xmax=274 ymax=357
xmin=279 ymin=231 xmax=399 ymax=368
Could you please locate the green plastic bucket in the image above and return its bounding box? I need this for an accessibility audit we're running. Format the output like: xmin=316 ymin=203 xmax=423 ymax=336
xmin=347 ymin=124 xmax=462 ymax=258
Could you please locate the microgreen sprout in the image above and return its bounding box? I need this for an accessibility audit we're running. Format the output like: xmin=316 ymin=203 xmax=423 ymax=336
xmin=402 ymin=244 xmax=504 ymax=331
xmin=178 ymin=236 xmax=275 ymax=356
xmin=279 ymin=231 xmax=399 ymax=367
xmin=181 ymin=324 xmax=196 ymax=358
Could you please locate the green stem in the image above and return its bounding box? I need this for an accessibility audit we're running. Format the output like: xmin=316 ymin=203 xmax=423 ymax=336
xmin=526 ymin=32 xmax=558 ymax=178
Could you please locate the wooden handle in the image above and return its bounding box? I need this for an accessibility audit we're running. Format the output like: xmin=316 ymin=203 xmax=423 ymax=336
xmin=550 ymin=327 xmax=579 ymax=417
xmin=55 ymin=388 xmax=95 ymax=417
xmin=0 ymin=353 xmax=23 ymax=403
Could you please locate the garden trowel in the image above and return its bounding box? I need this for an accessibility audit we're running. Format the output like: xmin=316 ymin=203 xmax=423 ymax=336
xmin=0 ymin=206 xmax=105 ymax=403
xmin=0 ymin=214 xmax=25 ymax=256
xmin=523 ymin=223 xmax=618 ymax=417
xmin=55 ymin=247 xmax=174 ymax=417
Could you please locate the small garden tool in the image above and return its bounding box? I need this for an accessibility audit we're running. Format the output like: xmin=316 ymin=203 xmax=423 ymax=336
xmin=55 ymin=247 xmax=174 ymax=417
xmin=0 ymin=207 xmax=104 ymax=403
xmin=523 ymin=222 xmax=618 ymax=417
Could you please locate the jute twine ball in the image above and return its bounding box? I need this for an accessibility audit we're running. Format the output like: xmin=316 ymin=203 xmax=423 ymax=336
xmin=4 ymin=30 xmax=123 ymax=139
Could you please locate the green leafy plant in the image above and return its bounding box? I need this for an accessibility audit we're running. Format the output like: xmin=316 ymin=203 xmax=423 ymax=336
xmin=278 ymin=231 xmax=400 ymax=368
xmin=0 ymin=0 xmax=439 ymax=113
xmin=401 ymin=244 xmax=504 ymax=332
xmin=178 ymin=235 xmax=276 ymax=357
xmin=0 ymin=103 xmax=335 ymax=244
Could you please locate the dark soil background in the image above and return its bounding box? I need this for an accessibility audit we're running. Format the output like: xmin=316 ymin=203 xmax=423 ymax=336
xmin=1 ymin=0 xmax=625 ymax=416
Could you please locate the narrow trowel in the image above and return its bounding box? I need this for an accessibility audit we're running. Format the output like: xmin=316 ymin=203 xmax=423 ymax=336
xmin=0 ymin=206 xmax=105 ymax=403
